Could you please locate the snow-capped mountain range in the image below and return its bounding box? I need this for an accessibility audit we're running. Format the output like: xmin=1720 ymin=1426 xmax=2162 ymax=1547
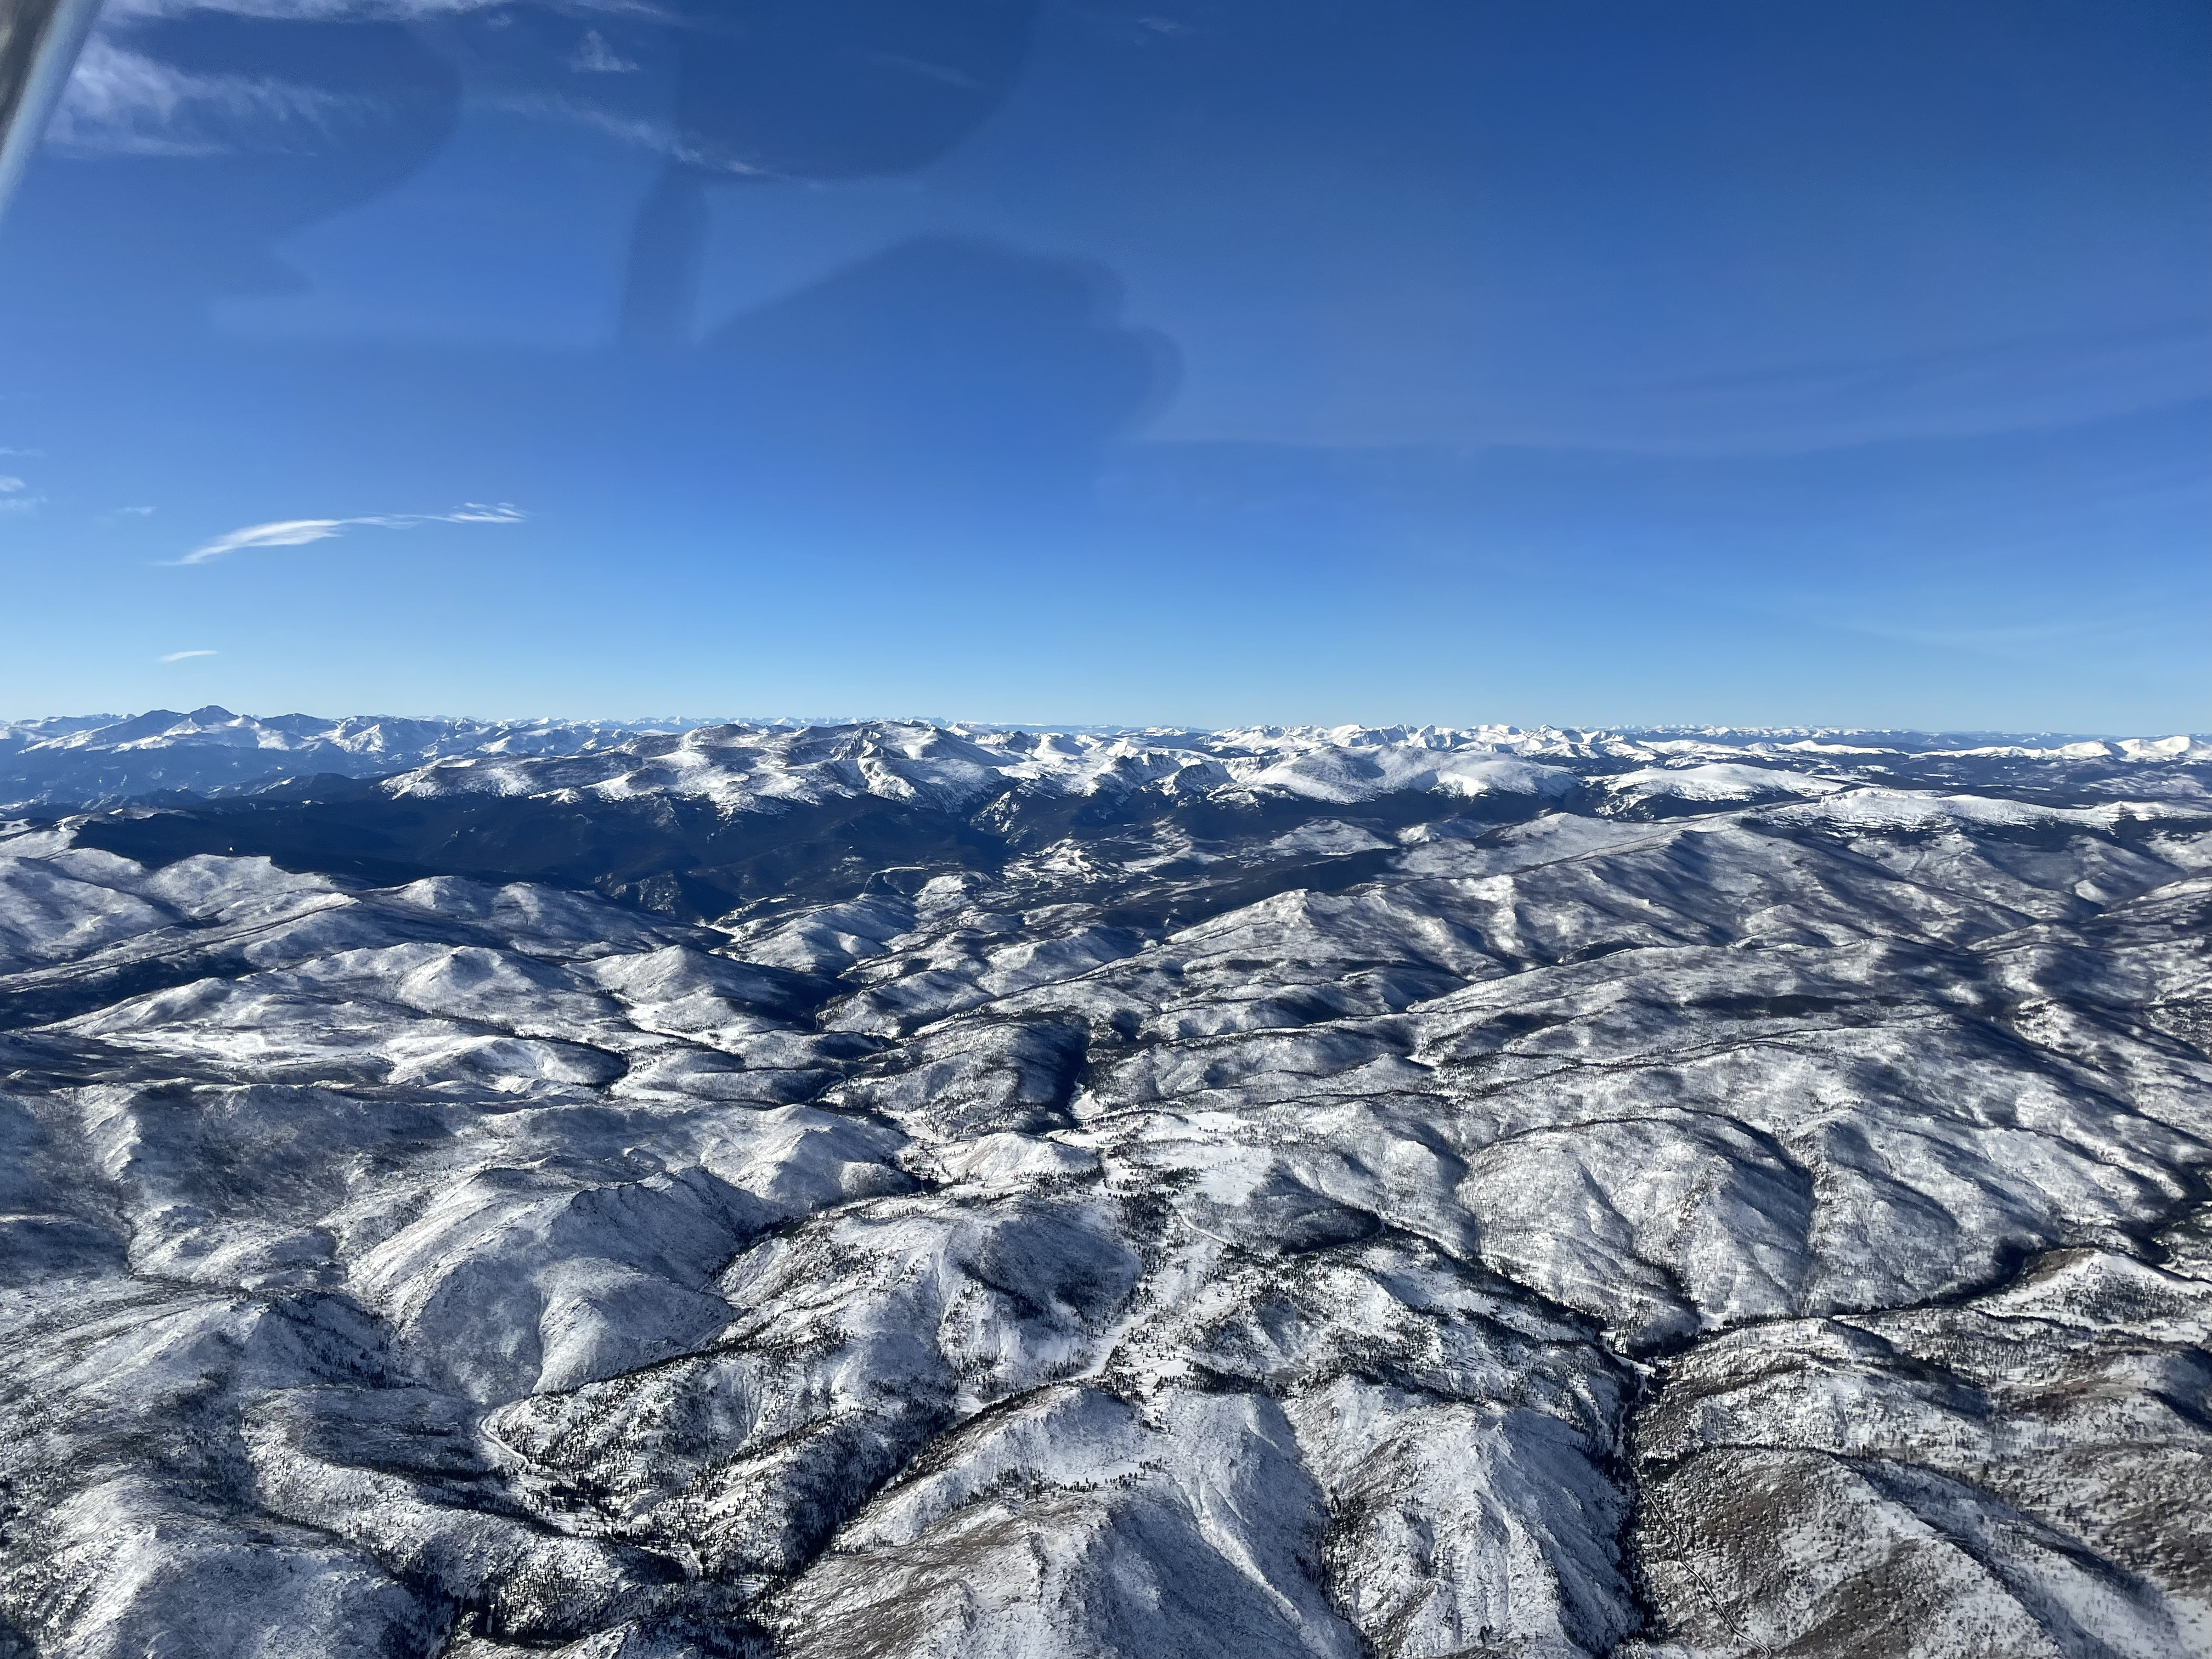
xmin=0 ymin=707 xmax=686 ymax=810
xmin=7 ymin=705 xmax=2208 ymax=819
xmin=4 ymin=713 xmax=2211 ymax=1657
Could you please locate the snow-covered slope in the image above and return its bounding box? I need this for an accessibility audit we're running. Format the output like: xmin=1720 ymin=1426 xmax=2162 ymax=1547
xmin=3 ymin=719 xmax=2211 ymax=1658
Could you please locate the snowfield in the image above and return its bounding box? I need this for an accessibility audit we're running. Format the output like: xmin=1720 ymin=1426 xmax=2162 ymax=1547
xmin=2 ymin=717 xmax=2210 ymax=1657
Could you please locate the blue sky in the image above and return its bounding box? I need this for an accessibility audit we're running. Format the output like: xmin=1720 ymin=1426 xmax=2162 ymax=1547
xmin=1 ymin=0 xmax=2205 ymax=730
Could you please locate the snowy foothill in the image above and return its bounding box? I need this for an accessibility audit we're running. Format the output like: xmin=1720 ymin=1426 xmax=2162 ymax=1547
xmin=1 ymin=718 xmax=2210 ymax=1657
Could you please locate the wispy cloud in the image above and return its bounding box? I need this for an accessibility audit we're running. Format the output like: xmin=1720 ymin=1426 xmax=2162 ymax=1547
xmin=1621 ymin=319 xmax=2212 ymax=453
xmin=159 ymin=649 xmax=218 ymax=662
xmin=177 ymin=502 xmax=523 ymax=565
xmin=1160 ymin=315 xmax=2212 ymax=460
xmin=110 ymin=0 xmax=666 ymax=19
xmin=571 ymin=30 xmax=639 ymax=72
xmin=52 ymin=37 xmax=364 ymax=157
xmin=100 ymin=0 xmax=512 ymax=20
xmin=870 ymin=53 xmax=980 ymax=91
xmin=119 ymin=506 xmax=155 ymax=516
xmin=0 ymin=477 xmax=44 ymax=514
xmin=0 ymin=477 xmax=25 ymax=493
xmin=480 ymin=93 xmax=766 ymax=174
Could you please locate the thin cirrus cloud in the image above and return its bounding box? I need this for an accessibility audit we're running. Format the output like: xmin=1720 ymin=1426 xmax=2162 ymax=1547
xmin=570 ymin=30 xmax=639 ymax=74
xmin=176 ymin=503 xmax=524 ymax=566
xmin=158 ymin=650 xmax=218 ymax=662
xmin=100 ymin=0 xmax=572 ymax=19
xmin=482 ymin=94 xmax=768 ymax=175
xmin=52 ymin=37 xmax=364 ymax=159
xmin=63 ymin=15 xmax=723 ymax=172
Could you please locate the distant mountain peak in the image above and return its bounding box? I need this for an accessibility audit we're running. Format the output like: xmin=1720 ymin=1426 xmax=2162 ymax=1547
xmin=3 ymin=710 xmax=2206 ymax=819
